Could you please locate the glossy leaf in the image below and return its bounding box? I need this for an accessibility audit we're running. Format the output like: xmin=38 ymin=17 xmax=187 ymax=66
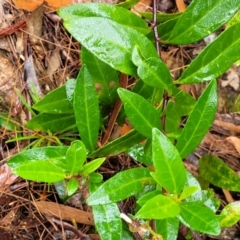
xmin=88 ymin=130 xmax=145 ymax=158
xmin=58 ymin=3 xmax=150 ymax=34
xmin=60 ymin=17 xmax=158 ymax=75
xmin=132 ymin=47 xmax=173 ymax=94
xmin=135 ymin=194 xmax=180 ymax=219
xmin=202 ymin=189 xmax=220 ymax=213
xmin=125 ymin=144 xmax=152 ymax=166
xmin=33 ymin=85 xmax=73 ymax=114
xmin=89 ymin=183 xmax=122 ymax=240
xmin=199 ymin=154 xmax=240 ymax=191
xmin=66 ymin=140 xmax=86 ymax=175
xmin=176 ymin=80 xmax=217 ymax=158
xmin=74 ymin=66 xmax=99 ymax=152
xmin=170 ymin=86 xmax=196 ymax=116
xmin=177 ymin=23 xmax=240 ymax=84
xmin=140 ymin=11 xmax=181 ymax=22
xmin=219 ymin=201 xmax=240 ymax=228
xmin=89 ymin=172 xmax=103 ymax=183
xmin=87 ymin=168 xmax=153 ymax=205
xmin=137 ymin=190 xmax=160 ymax=207
xmin=81 ymin=47 xmax=119 ymax=104
xmin=117 ymin=0 xmax=140 ymax=9
xmin=25 ymin=113 xmax=76 ymax=133
xmin=67 ymin=178 xmax=79 ymax=196
xmin=179 ymin=186 xmax=199 ymax=201
xmin=79 ymin=158 xmax=105 ymax=175
xmin=159 ymin=0 xmax=240 ymax=44
xmin=118 ymin=88 xmax=161 ymax=139
xmin=10 ymin=160 xmax=66 ymax=182
xmin=152 ymin=128 xmax=186 ymax=194
xmin=8 ymin=146 xmax=68 ymax=182
xmin=92 ymin=203 xmax=122 ymax=240
xmin=8 ymin=146 xmax=68 ymax=168
xmin=179 ymin=202 xmax=221 ymax=235
xmin=184 ymin=172 xmax=202 ymax=202
xmin=155 ymin=218 xmax=179 ymax=240
xmin=65 ymin=78 xmax=76 ymax=105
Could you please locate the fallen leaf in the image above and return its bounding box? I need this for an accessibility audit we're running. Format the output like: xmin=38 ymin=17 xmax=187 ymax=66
xmin=13 ymin=0 xmax=73 ymax=12
xmin=34 ymin=201 xmax=94 ymax=225
xmin=214 ymin=119 xmax=240 ymax=133
xmin=0 ymin=164 xmax=18 ymax=188
xmin=226 ymin=136 xmax=240 ymax=155
xmin=221 ymin=67 xmax=239 ymax=91
xmin=175 ymin=0 xmax=186 ymax=12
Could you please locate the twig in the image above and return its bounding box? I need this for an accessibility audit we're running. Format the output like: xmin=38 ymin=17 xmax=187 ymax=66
xmin=152 ymin=0 xmax=168 ymax=132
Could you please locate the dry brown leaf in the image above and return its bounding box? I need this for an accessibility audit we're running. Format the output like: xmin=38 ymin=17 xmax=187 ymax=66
xmin=34 ymin=201 xmax=94 ymax=225
xmin=27 ymin=2 xmax=45 ymax=44
xmin=221 ymin=67 xmax=239 ymax=91
xmin=47 ymin=50 xmax=60 ymax=82
xmin=0 ymin=164 xmax=18 ymax=188
xmin=0 ymin=52 xmax=21 ymax=115
xmin=214 ymin=119 xmax=240 ymax=133
xmin=222 ymin=189 xmax=234 ymax=203
xmin=226 ymin=136 xmax=240 ymax=155
xmin=175 ymin=0 xmax=186 ymax=12
xmin=13 ymin=0 xmax=72 ymax=12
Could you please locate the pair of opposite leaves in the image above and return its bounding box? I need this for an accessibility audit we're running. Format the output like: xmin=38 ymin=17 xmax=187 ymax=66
xmin=13 ymin=0 xmax=73 ymax=11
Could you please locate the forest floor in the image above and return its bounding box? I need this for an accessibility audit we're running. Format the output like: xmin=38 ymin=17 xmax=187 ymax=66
xmin=0 ymin=0 xmax=240 ymax=239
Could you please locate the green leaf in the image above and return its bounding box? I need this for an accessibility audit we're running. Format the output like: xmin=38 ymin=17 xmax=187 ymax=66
xmin=25 ymin=113 xmax=76 ymax=133
xmin=219 ymin=201 xmax=240 ymax=228
xmin=184 ymin=172 xmax=202 ymax=202
xmin=0 ymin=114 xmax=21 ymax=137
xmin=10 ymin=160 xmax=66 ymax=182
xmin=135 ymin=194 xmax=180 ymax=219
xmin=152 ymin=128 xmax=186 ymax=194
xmin=89 ymin=172 xmax=103 ymax=183
xmin=177 ymin=23 xmax=240 ymax=84
xmin=7 ymin=146 xmax=68 ymax=182
xmin=202 ymin=189 xmax=220 ymax=213
xmin=137 ymin=190 xmax=160 ymax=207
xmin=199 ymin=154 xmax=240 ymax=191
xmin=74 ymin=66 xmax=99 ymax=152
xmin=179 ymin=202 xmax=221 ymax=235
xmin=88 ymin=129 xmax=145 ymax=158
xmin=58 ymin=3 xmax=149 ymax=34
xmin=81 ymin=47 xmax=119 ymax=104
xmin=60 ymin=17 xmax=158 ymax=75
xmin=92 ymin=203 xmax=122 ymax=240
xmin=179 ymin=186 xmax=199 ymax=201
xmin=155 ymin=218 xmax=179 ymax=240
xmin=65 ymin=78 xmax=76 ymax=105
xmin=66 ymin=140 xmax=87 ymax=175
xmin=159 ymin=0 xmax=240 ymax=44
xmin=87 ymin=168 xmax=153 ymax=205
xmin=132 ymin=47 xmax=173 ymax=94
xmin=8 ymin=146 xmax=68 ymax=168
xmin=67 ymin=178 xmax=79 ymax=196
xmin=89 ymin=182 xmax=122 ymax=240
xmin=125 ymin=144 xmax=152 ymax=166
xmin=79 ymin=158 xmax=105 ymax=175
xmin=33 ymin=85 xmax=73 ymax=114
xmin=140 ymin=11 xmax=181 ymax=22
xmin=176 ymin=80 xmax=217 ymax=158
xmin=118 ymin=88 xmax=161 ymax=138
xmin=117 ymin=0 xmax=140 ymax=9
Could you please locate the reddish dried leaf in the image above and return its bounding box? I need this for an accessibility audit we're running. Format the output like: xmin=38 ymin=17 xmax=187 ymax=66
xmin=13 ymin=0 xmax=72 ymax=11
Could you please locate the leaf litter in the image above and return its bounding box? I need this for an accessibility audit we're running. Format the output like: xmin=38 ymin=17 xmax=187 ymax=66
xmin=0 ymin=0 xmax=240 ymax=239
